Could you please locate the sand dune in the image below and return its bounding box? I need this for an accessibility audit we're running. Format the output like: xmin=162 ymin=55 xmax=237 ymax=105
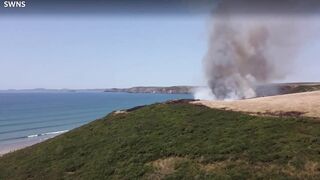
xmin=193 ymin=91 xmax=320 ymax=118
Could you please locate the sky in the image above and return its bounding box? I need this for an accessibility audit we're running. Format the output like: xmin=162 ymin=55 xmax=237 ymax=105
xmin=0 ymin=15 xmax=208 ymax=89
xmin=0 ymin=12 xmax=319 ymax=89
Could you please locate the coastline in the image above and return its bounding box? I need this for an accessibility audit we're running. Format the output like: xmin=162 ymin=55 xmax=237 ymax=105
xmin=0 ymin=92 xmax=192 ymax=157
xmin=0 ymin=133 xmax=62 ymax=156
xmin=2 ymin=100 xmax=320 ymax=179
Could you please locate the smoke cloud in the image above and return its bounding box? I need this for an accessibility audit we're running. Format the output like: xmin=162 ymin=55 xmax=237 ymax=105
xmin=195 ymin=0 xmax=317 ymax=100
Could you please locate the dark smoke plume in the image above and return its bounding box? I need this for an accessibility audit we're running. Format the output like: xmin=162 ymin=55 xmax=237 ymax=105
xmin=195 ymin=0 xmax=317 ymax=100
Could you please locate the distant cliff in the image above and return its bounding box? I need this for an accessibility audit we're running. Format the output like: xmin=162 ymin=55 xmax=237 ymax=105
xmin=2 ymin=83 xmax=319 ymax=96
xmin=104 ymin=86 xmax=194 ymax=94
xmin=104 ymin=83 xmax=320 ymax=96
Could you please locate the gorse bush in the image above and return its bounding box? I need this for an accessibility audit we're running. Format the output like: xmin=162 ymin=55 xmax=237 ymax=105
xmin=1 ymin=102 xmax=320 ymax=179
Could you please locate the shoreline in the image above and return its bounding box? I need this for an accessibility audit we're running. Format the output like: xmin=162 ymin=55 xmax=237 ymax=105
xmin=0 ymin=134 xmax=62 ymax=156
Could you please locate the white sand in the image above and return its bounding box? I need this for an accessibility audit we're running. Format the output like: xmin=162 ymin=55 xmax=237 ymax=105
xmin=0 ymin=139 xmax=42 ymax=156
xmin=0 ymin=134 xmax=60 ymax=156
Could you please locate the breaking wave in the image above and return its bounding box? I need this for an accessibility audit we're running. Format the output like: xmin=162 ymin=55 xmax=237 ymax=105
xmin=0 ymin=130 xmax=69 ymax=142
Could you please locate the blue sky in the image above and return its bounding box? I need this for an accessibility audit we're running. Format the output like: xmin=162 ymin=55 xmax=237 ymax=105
xmin=0 ymin=14 xmax=319 ymax=89
xmin=0 ymin=15 xmax=207 ymax=89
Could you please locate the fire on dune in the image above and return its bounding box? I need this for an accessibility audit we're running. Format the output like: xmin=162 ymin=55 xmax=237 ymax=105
xmin=194 ymin=0 xmax=318 ymax=100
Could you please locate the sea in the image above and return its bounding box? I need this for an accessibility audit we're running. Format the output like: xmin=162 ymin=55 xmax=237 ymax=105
xmin=0 ymin=92 xmax=192 ymax=149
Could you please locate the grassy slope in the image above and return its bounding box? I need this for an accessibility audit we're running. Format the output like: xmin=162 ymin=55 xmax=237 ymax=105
xmin=0 ymin=102 xmax=320 ymax=179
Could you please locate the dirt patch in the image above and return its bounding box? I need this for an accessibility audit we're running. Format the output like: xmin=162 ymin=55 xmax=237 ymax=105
xmin=146 ymin=157 xmax=185 ymax=180
xmin=192 ymin=91 xmax=320 ymax=118
xmin=113 ymin=110 xmax=128 ymax=115
xmin=112 ymin=105 xmax=147 ymax=115
xmin=258 ymin=111 xmax=305 ymax=118
xmin=146 ymin=157 xmax=320 ymax=179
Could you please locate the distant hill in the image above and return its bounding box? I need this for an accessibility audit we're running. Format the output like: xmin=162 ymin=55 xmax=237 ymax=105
xmin=104 ymin=86 xmax=193 ymax=94
xmin=255 ymin=82 xmax=320 ymax=97
xmin=104 ymin=83 xmax=320 ymax=97
xmin=1 ymin=101 xmax=320 ymax=179
xmin=0 ymin=89 xmax=105 ymax=93
xmin=2 ymin=83 xmax=320 ymax=97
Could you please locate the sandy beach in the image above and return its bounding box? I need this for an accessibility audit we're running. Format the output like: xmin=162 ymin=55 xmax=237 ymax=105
xmin=0 ymin=139 xmax=42 ymax=156
xmin=0 ymin=134 xmax=60 ymax=156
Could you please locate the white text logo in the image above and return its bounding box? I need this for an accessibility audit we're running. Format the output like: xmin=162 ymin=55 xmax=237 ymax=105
xmin=3 ymin=1 xmax=26 ymax=8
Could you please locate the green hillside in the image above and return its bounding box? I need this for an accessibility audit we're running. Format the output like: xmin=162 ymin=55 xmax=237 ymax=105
xmin=1 ymin=102 xmax=320 ymax=179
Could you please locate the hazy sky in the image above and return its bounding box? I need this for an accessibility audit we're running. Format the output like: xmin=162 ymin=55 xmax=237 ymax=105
xmin=0 ymin=14 xmax=319 ymax=89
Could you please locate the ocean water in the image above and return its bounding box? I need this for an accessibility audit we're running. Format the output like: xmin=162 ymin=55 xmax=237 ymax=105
xmin=0 ymin=92 xmax=192 ymax=147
